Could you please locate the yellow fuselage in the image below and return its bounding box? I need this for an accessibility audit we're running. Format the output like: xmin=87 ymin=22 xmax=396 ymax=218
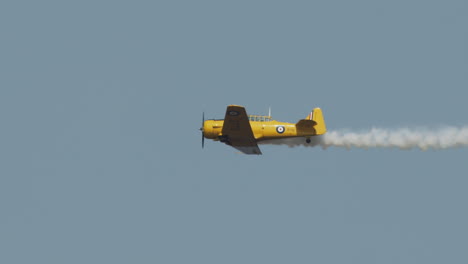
xmin=203 ymin=119 xmax=318 ymax=141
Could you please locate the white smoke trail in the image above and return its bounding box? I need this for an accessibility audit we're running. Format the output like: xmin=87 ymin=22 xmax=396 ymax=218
xmin=259 ymin=126 xmax=468 ymax=150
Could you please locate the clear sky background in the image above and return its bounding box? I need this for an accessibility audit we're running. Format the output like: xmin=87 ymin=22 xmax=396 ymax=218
xmin=1 ymin=1 xmax=467 ymax=263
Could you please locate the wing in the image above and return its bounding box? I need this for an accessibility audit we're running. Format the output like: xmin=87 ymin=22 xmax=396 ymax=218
xmin=221 ymin=105 xmax=262 ymax=155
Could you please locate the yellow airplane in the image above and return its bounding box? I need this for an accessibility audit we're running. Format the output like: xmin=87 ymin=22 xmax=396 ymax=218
xmin=200 ymin=105 xmax=326 ymax=154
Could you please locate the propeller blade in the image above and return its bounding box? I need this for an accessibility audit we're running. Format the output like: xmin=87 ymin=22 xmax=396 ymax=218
xmin=201 ymin=112 xmax=205 ymax=149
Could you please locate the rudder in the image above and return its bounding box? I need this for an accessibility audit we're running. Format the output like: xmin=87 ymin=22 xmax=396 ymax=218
xmin=312 ymin=108 xmax=326 ymax=135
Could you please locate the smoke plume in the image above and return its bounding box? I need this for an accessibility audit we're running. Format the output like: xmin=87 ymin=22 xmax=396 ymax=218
xmin=259 ymin=126 xmax=468 ymax=150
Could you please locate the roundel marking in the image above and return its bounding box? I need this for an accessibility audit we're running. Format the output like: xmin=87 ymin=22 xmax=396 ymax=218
xmin=229 ymin=111 xmax=239 ymax=116
xmin=276 ymin=126 xmax=285 ymax=134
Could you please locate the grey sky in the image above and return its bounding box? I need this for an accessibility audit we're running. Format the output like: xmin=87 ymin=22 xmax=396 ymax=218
xmin=1 ymin=1 xmax=467 ymax=263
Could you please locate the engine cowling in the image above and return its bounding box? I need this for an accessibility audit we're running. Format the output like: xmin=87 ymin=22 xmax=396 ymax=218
xmin=203 ymin=120 xmax=223 ymax=139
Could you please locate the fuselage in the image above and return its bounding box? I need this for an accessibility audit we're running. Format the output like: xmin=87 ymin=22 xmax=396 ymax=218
xmin=203 ymin=117 xmax=317 ymax=142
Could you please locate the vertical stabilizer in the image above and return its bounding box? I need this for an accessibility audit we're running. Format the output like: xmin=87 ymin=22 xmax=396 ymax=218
xmin=312 ymin=108 xmax=327 ymax=135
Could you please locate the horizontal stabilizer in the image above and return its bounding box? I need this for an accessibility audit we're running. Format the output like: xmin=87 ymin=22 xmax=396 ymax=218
xmin=296 ymin=119 xmax=317 ymax=128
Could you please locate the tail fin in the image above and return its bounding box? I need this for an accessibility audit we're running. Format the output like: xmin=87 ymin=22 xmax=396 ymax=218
xmin=311 ymin=108 xmax=326 ymax=135
xmin=296 ymin=108 xmax=327 ymax=135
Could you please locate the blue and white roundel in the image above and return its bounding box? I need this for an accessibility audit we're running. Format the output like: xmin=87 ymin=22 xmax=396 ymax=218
xmin=276 ymin=126 xmax=285 ymax=134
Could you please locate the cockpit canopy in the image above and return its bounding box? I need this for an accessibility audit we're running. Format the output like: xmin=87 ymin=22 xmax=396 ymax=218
xmin=248 ymin=115 xmax=272 ymax=122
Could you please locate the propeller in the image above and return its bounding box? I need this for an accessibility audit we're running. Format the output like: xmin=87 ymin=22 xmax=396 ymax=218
xmin=200 ymin=112 xmax=205 ymax=148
